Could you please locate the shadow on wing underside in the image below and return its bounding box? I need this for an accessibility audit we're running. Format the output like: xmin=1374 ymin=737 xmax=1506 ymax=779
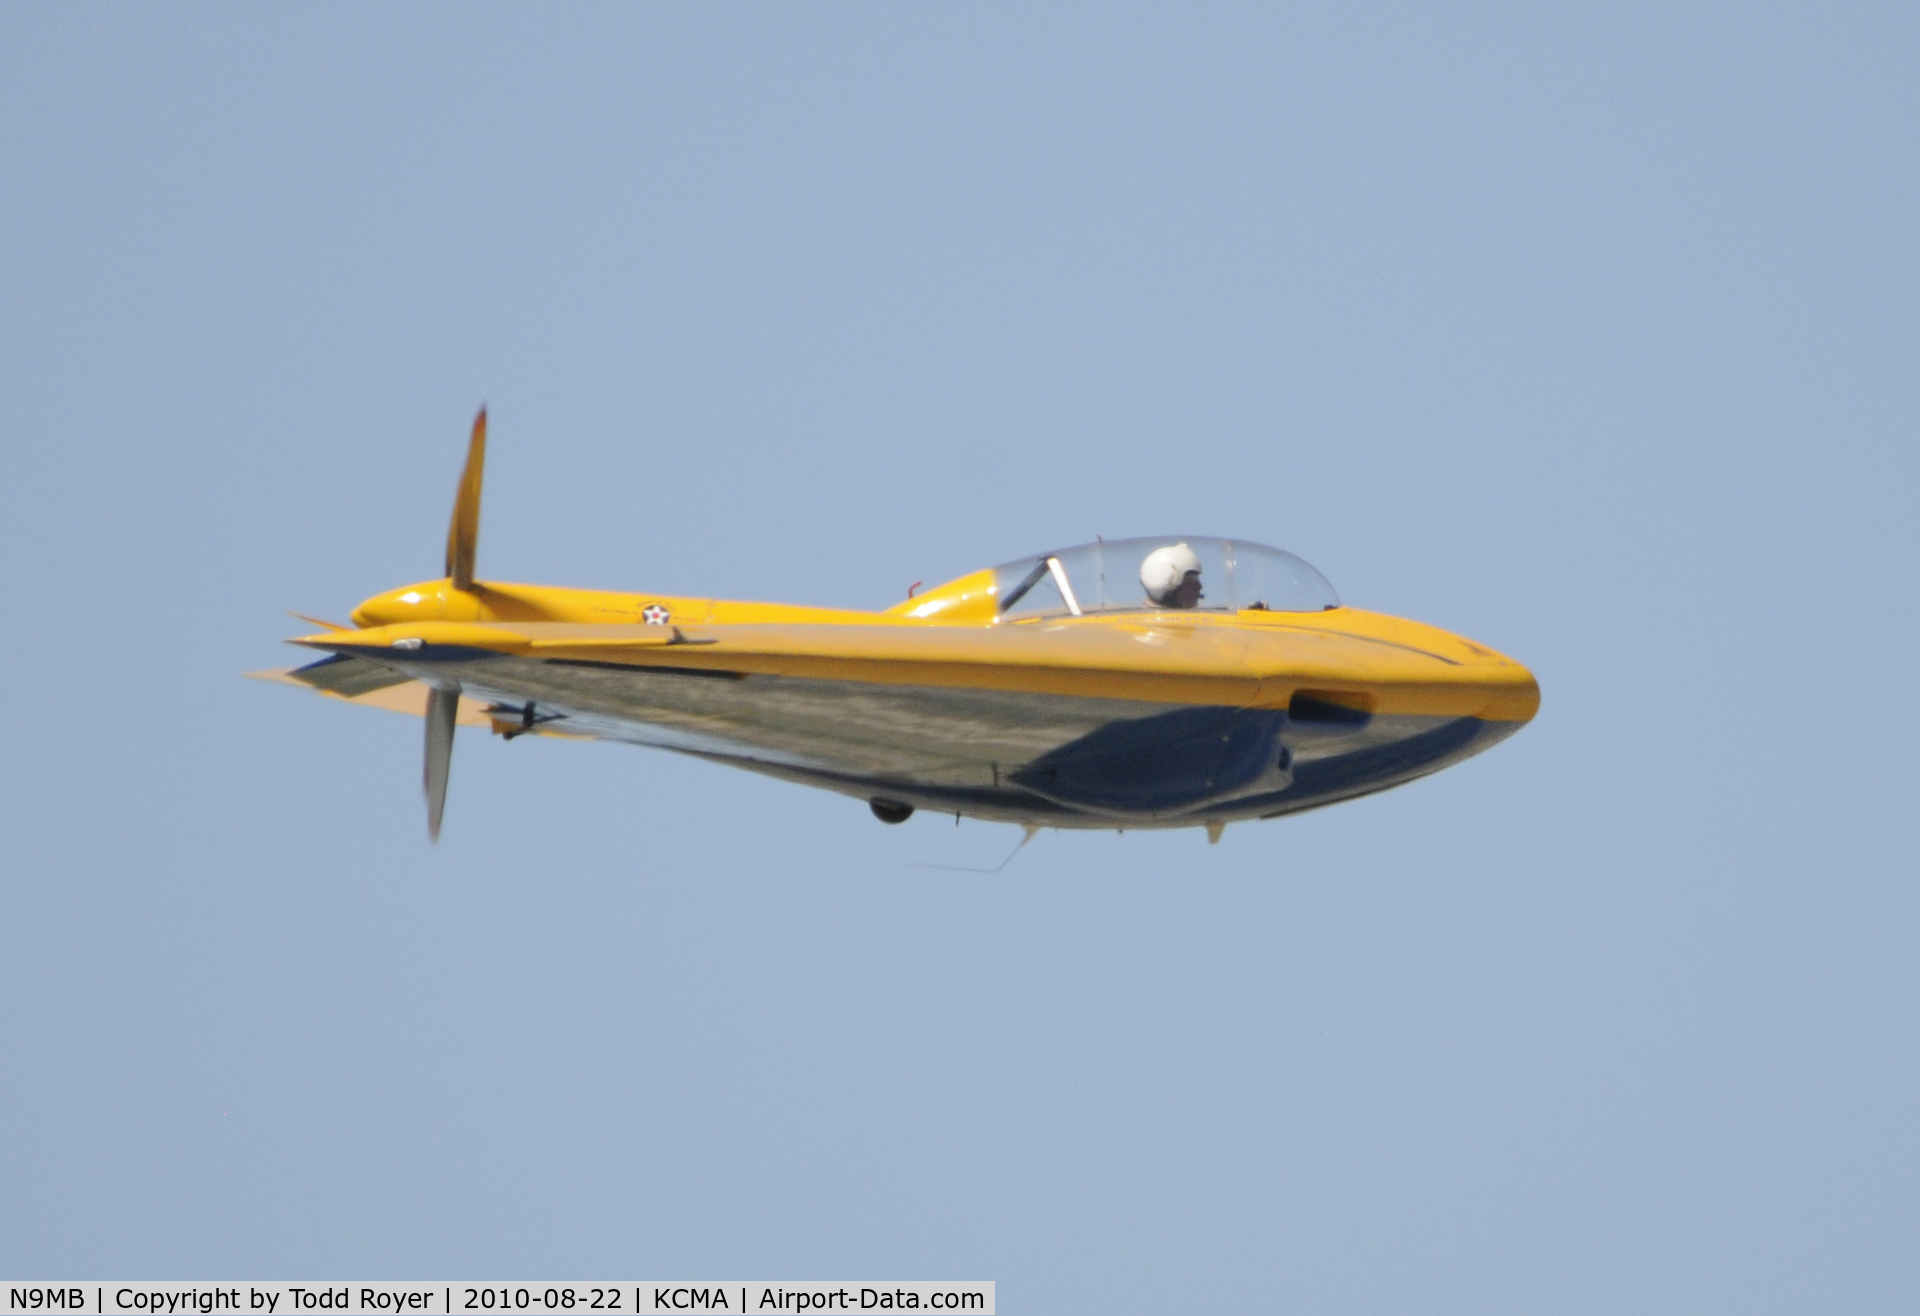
xmin=680 ymin=715 xmax=1508 ymax=829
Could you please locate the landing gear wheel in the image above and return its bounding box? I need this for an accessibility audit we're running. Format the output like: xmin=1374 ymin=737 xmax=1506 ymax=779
xmin=869 ymin=798 xmax=914 ymax=824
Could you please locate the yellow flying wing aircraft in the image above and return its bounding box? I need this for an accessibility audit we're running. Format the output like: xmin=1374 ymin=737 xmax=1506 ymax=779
xmin=256 ymin=410 xmax=1538 ymax=842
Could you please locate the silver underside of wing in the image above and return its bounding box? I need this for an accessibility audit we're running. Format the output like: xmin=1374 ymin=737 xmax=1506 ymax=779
xmin=368 ymin=652 xmax=1498 ymax=828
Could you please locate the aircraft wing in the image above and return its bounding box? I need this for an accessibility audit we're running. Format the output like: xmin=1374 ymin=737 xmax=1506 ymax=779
xmin=261 ymin=616 xmax=1527 ymax=825
xmin=248 ymin=659 xmax=510 ymax=732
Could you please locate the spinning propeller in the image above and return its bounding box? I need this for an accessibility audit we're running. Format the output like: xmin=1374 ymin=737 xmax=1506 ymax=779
xmin=424 ymin=408 xmax=486 ymax=840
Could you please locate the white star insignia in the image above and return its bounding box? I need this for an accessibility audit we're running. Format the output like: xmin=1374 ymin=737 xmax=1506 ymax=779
xmin=642 ymin=604 xmax=670 ymax=625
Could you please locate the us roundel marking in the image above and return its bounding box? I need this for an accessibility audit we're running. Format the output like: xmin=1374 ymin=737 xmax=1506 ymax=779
xmin=643 ymin=604 xmax=670 ymax=625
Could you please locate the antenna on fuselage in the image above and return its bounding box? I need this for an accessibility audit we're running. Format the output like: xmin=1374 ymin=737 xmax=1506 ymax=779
xmin=909 ymin=824 xmax=1041 ymax=874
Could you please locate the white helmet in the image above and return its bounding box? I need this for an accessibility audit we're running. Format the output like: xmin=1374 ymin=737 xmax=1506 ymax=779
xmin=1140 ymin=542 xmax=1202 ymax=605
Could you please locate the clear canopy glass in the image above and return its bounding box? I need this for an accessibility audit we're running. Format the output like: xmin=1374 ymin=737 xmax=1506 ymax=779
xmin=992 ymin=537 xmax=1338 ymax=620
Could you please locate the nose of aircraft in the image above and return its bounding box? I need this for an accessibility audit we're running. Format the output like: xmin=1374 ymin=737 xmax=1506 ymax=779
xmin=1454 ymin=636 xmax=1540 ymax=726
xmin=1344 ymin=607 xmax=1540 ymax=725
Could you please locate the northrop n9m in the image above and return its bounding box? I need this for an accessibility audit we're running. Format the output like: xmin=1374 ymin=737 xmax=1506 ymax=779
xmin=256 ymin=411 xmax=1538 ymax=841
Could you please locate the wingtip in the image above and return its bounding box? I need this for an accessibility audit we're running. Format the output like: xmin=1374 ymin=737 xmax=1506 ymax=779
xmin=289 ymin=632 xmax=375 ymax=651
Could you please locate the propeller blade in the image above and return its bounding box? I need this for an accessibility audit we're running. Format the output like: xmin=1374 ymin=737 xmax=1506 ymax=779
xmin=424 ymin=685 xmax=459 ymax=841
xmin=445 ymin=407 xmax=487 ymax=591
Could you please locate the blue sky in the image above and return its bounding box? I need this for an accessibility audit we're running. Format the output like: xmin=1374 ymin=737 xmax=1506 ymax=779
xmin=1 ymin=5 xmax=1915 ymax=1311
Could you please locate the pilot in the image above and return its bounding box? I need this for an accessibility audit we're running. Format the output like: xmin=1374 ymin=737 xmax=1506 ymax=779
xmin=1141 ymin=543 xmax=1204 ymax=609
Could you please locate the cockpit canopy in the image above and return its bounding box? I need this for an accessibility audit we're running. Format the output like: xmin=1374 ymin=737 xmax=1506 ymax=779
xmin=992 ymin=537 xmax=1338 ymax=620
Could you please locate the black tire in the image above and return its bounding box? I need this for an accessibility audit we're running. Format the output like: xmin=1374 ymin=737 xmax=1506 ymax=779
xmin=869 ymin=798 xmax=914 ymax=824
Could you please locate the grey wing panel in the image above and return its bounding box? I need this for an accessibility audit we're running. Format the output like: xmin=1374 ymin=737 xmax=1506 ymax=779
xmin=439 ymin=653 xmax=1190 ymax=788
xmin=288 ymin=653 xmax=414 ymax=697
xmin=351 ymin=652 xmax=1511 ymax=827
